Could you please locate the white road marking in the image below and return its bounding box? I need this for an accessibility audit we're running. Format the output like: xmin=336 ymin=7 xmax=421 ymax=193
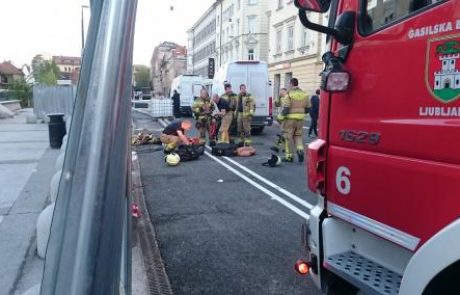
xmin=219 ymin=155 xmax=313 ymax=210
xmin=205 ymin=151 xmax=310 ymax=220
xmin=158 ymin=118 xmax=312 ymax=219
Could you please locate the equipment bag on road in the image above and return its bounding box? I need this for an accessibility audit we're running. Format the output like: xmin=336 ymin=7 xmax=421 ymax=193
xmin=175 ymin=145 xmax=201 ymax=161
xmin=211 ymin=143 xmax=237 ymax=157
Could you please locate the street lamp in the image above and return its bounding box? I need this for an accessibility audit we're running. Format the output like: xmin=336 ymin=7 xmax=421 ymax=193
xmin=81 ymin=5 xmax=90 ymax=51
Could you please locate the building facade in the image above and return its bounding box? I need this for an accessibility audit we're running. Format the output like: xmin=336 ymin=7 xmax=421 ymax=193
xmin=0 ymin=62 xmax=24 ymax=89
xmin=267 ymin=0 xmax=329 ymax=97
xmin=150 ymin=42 xmax=187 ymax=96
xmin=52 ymin=56 xmax=81 ymax=85
xmin=215 ymin=0 xmax=270 ymax=66
xmin=187 ymin=3 xmax=217 ymax=77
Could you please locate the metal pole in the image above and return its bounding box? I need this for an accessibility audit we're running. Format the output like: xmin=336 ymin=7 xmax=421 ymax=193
xmin=219 ymin=0 xmax=223 ymax=66
xmin=41 ymin=0 xmax=138 ymax=293
xmin=81 ymin=5 xmax=89 ymax=51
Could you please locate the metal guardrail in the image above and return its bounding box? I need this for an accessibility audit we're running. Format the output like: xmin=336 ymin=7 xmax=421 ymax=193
xmin=33 ymin=86 xmax=77 ymax=120
xmin=41 ymin=0 xmax=138 ymax=294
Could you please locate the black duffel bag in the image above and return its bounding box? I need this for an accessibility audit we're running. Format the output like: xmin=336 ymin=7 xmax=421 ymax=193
xmin=211 ymin=143 xmax=237 ymax=157
xmin=176 ymin=145 xmax=200 ymax=161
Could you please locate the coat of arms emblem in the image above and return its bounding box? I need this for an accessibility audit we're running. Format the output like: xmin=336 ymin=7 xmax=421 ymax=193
xmin=426 ymin=34 xmax=460 ymax=103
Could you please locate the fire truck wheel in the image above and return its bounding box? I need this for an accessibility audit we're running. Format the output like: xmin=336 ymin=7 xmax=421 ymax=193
xmin=324 ymin=273 xmax=359 ymax=295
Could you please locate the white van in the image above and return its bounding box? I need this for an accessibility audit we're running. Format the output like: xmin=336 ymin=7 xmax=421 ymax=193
xmin=212 ymin=61 xmax=273 ymax=132
xmin=170 ymin=75 xmax=205 ymax=116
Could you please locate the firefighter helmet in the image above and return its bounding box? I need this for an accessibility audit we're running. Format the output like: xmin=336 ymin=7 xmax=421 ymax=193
xmin=165 ymin=153 xmax=180 ymax=166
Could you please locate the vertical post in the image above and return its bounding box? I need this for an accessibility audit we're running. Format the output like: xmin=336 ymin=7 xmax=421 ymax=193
xmin=41 ymin=0 xmax=138 ymax=293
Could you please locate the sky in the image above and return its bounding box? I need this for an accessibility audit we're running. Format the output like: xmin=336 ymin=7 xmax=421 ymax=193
xmin=0 ymin=0 xmax=215 ymax=67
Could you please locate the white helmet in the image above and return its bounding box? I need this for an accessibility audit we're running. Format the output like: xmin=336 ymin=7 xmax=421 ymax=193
xmin=165 ymin=153 xmax=180 ymax=166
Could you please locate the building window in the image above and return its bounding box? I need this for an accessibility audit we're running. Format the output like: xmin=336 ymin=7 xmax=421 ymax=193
xmin=302 ymin=27 xmax=308 ymax=47
xmin=274 ymin=74 xmax=281 ymax=100
xmin=287 ymin=26 xmax=294 ymax=51
xmin=248 ymin=0 xmax=258 ymax=5
xmin=237 ymin=0 xmax=241 ymax=10
xmin=248 ymin=49 xmax=255 ymax=60
xmin=276 ymin=30 xmax=282 ymax=53
xmin=247 ymin=15 xmax=257 ymax=33
xmin=278 ymin=0 xmax=283 ymax=9
xmin=236 ymin=19 xmax=240 ymax=36
xmin=285 ymin=72 xmax=293 ymax=88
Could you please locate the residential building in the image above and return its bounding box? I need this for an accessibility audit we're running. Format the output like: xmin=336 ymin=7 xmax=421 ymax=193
xmin=52 ymin=56 xmax=81 ymax=85
xmin=150 ymin=42 xmax=187 ymax=96
xmin=267 ymin=0 xmax=329 ymax=97
xmin=187 ymin=2 xmax=218 ymax=77
xmin=215 ymin=0 xmax=270 ymax=66
xmin=0 ymin=62 xmax=24 ymax=89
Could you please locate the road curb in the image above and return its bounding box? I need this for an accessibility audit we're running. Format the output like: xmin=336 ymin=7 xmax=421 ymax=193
xmin=132 ymin=149 xmax=173 ymax=295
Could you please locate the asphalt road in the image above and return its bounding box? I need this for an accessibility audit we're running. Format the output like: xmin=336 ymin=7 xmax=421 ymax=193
xmin=133 ymin=110 xmax=321 ymax=295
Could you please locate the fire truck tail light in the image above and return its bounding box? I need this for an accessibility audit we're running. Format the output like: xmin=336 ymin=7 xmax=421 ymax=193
xmin=307 ymin=139 xmax=327 ymax=194
xmin=269 ymin=96 xmax=273 ymax=117
xmin=295 ymin=259 xmax=310 ymax=275
xmin=326 ymin=71 xmax=350 ymax=92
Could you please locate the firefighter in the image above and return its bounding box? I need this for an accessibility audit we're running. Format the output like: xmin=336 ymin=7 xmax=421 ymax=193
xmin=271 ymin=87 xmax=290 ymax=153
xmin=192 ymin=88 xmax=215 ymax=144
xmin=218 ymin=83 xmax=238 ymax=143
xmin=160 ymin=119 xmax=192 ymax=154
xmin=236 ymin=84 xmax=255 ymax=146
xmin=308 ymin=89 xmax=320 ymax=138
xmin=278 ymin=78 xmax=310 ymax=162
xmin=172 ymin=90 xmax=181 ymax=118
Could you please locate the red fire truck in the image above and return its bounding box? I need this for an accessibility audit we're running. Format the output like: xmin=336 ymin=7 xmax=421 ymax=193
xmin=294 ymin=0 xmax=460 ymax=294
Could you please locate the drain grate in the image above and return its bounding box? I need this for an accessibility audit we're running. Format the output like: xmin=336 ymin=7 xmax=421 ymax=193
xmin=325 ymin=251 xmax=402 ymax=295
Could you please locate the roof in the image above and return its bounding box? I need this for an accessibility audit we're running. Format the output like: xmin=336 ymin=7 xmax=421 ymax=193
xmin=52 ymin=56 xmax=81 ymax=65
xmin=0 ymin=62 xmax=24 ymax=76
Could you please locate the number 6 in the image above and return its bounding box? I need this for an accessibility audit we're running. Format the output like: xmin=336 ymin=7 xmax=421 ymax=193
xmin=336 ymin=166 xmax=351 ymax=195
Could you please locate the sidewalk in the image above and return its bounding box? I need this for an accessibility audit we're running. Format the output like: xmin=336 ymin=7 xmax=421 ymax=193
xmin=0 ymin=109 xmax=58 ymax=295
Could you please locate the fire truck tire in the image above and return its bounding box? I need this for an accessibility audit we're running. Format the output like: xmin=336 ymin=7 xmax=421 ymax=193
xmin=324 ymin=273 xmax=359 ymax=295
xmin=422 ymin=260 xmax=460 ymax=295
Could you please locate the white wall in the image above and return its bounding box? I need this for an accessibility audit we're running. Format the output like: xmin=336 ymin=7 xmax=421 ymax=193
xmin=216 ymin=0 xmax=270 ymax=66
xmin=268 ymin=0 xmax=320 ymax=65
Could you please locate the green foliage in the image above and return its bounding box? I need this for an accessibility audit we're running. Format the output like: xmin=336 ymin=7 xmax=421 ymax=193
xmin=31 ymin=54 xmax=60 ymax=85
xmin=434 ymin=88 xmax=460 ymax=102
xmin=134 ymin=65 xmax=151 ymax=89
xmin=9 ymin=78 xmax=33 ymax=107
xmin=436 ymin=40 xmax=460 ymax=55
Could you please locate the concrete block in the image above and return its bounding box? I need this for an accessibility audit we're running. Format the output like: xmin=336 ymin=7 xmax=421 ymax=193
xmin=55 ymin=152 xmax=65 ymax=171
xmin=65 ymin=116 xmax=72 ymax=133
xmin=22 ymin=283 xmax=40 ymax=295
xmin=0 ymin=104 xmax=14 ymax=118
xmin=36 ymin=203 xmax=55 ymax=259
xmin=26 ymin=113 xmax=38 ymax=124
xmin=50 ymin=171 xmax=62 ymax=202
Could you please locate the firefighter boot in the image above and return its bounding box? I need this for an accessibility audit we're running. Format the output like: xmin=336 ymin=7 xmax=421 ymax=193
xmin=297 ymin=150 xmax=304 ymax=163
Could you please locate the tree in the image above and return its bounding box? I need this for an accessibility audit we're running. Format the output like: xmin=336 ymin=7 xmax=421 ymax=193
xmin=9 ymin=78 xmax=33 ymax=107
xmin=31 ymin=54 xmax=60 ymax=85
xmin=134 ymin=65 xmax=151 ymax=89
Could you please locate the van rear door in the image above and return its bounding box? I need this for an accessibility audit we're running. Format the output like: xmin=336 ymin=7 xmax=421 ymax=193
xmin=247 ymin=63 xmax=269 ymax=118
xmin=326 ymin=0 xmax=460 ymax=249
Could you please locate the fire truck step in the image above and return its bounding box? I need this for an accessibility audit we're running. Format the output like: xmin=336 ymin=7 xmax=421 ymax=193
xmin=324 ymin=251 xmax=402 ymax=295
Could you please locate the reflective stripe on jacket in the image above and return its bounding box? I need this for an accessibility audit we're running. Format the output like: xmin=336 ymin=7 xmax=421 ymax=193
xmin=285 ymin=88 xmax=309 ymax=120
xmin=237 ymin=92 xmax=255 ymax=117
xmin=221 ymin=92 xmax=238 ymax=111
xmin=192 ymin=97 xmax=214 ymax=119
